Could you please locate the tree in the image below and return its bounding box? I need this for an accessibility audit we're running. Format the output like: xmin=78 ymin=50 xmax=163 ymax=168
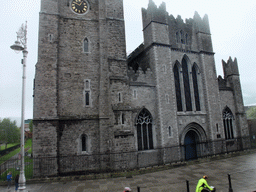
xmin=247 ymin=106 xmax=256 ymax=119
xmin=0 ymin=118 xmax=20 ymax=148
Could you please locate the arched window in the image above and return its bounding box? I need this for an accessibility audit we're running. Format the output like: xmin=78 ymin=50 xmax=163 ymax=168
xmin=185 ymin=33 xmax=188 ymax=45
xmin=173 ymin=63 xmax=183 ymax=111
xmin=223 ymin=107 xmax=234 ymax=140
xmin=182 ymin=57 xmax=192 ymax=111
xmin=84 ymin=38 xmax=89 ymax=52
xmin=81 ymin=134 xmax=87 ymax=152
xmin=192 ymin=64 xmax=200 ymax=111
xmin=136 ymin=108 xmax=153 ymax=151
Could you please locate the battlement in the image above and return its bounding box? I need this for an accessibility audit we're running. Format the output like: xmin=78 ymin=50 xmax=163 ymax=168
xmin=141 ymin=0 xmax=212 ymax=52
xmin=222 ymin=57 xmax=239 ymax=78
xmin=193 ymin=11 xmax=210 ymax=34
xmin=128 ymin=67 xmax=154 ymax=85
xmin=142 ymin=1 xmax=210 ymax=34
xmin=142 ymin=0 xmax=168 ymax=30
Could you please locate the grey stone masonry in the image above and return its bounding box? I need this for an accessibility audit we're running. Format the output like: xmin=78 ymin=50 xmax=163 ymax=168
xmin=33 ymin=0 xmax=250 ymax=177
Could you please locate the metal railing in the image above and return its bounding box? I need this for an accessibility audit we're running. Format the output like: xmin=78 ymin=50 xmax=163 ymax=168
xmin=0 ymin=136 xmax=255 ymax=181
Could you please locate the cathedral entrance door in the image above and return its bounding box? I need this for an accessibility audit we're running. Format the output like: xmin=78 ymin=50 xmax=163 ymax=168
xmin=184 ymin=130 xmax=198 ymax=160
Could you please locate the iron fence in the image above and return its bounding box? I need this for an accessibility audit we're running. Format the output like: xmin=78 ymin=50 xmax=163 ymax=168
xmin=0 ymin=136 xmax=255 ymax=180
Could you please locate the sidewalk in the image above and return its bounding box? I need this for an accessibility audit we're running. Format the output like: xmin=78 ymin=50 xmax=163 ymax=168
xmin=1 ymin=150 xmax=256 ymax=192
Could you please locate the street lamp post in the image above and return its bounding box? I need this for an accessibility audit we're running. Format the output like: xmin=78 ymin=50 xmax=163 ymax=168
xmin=10 ymin=21 xmax=28 ymax=191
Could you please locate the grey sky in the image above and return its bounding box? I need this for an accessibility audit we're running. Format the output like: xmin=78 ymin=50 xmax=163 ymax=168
xmin=1 ymin=0 xmax=255 ymax=126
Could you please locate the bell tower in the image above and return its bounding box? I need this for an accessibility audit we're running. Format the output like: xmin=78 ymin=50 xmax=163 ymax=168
xmin=33 ymin=0 xmax=127 ymax=176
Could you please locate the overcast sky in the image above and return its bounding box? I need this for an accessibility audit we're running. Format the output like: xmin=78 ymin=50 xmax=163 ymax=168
xmin=0 ymin=0 xmax=255 ymax=126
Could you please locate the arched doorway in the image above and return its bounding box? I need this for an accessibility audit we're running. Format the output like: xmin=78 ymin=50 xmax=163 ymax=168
xmin=184 ymin=130 xmax=199 ymax=160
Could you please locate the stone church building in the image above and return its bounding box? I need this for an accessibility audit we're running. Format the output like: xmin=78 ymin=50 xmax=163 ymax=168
xmin=33 ymin=0 xmax=249 ymax=176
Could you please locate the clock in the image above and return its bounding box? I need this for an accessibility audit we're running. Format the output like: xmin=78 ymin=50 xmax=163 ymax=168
xmin=71 ymin=0 xmax=88 ymax=14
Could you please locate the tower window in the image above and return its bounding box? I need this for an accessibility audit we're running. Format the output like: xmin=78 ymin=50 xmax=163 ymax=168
xmin=84 ymin=79 xmax=91 ymax=106
xmin=84 ymin=38 xmax=89 ymax=52
xmin=85 ymin=91 xmax=90 ymax=106
xmin=121 ymin=112 xmax=125 ymax=125
xmin=163 ymin=65 xmax=166 ymax=73
xmin=133 ymin=89 xmax=137 ymax=99
xmin=118 ymin=92 xmax=123 ymax=103
xmin=166 ymin=94 xmax=169 ymax=104
xmin=48 ymin=34 xmax=54 ymax=43
xmin=168 ymin=126 xmax=172 ymax=137
xmin=81 ymin=134 xmax=87 ymax=152
xmin=85 ymin=80 xmax=90 ymax=89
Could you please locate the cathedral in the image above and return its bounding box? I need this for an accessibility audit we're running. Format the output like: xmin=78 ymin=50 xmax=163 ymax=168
xmin=33 ymin=0 xmax=249 ymax=176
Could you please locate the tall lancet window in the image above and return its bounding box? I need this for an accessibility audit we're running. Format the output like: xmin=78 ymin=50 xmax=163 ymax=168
xmin=223 ymin=107 xmax=234 ymax=140
xmin=174 ymin=63 xmax=183 ymax=111
xmin=192 ymin=64 xmax=201 ymax=111
xmin=84 ymin=79 xmax=91 ymax=106
xmin=136 ymin=108 xmax=153 ymax=151
xmin=83 ymin=38 xmax=89 ymax=52
xmin=182 ymin=58 xmax=192 ymax=111
xmin=81 ymin=134 xmax=87 ymax=152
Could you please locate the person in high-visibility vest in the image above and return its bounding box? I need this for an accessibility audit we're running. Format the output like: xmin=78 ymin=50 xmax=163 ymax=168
xmin=195 ymin=175 xmax=214 ymax=192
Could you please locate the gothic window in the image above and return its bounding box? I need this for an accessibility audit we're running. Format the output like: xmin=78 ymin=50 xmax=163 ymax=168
xmin=174 ymin=63 xmax=183 ymax=111
xmin=182 ymin=58 xmax=192 ymax=111
xmin=84 ymin=80 xmax=91 ymax=106
xmin=83 ymin=38 xmax=89 ymax=52
xmin=223 ymin=107 xmax=234 ymax=140
xmin=81 ymin=134 xmax=87 ymax=152
xmin=185 ymin=33 xmax=188 ymax=44
xmin=192 ymin=64 xmax=201 ymax=111
xmin=136 ymin=108 xmax=153 ymax=151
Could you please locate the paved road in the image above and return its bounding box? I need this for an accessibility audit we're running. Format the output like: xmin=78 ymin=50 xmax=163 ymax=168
xmin=1 ymin=151 xmax=256 ymax=192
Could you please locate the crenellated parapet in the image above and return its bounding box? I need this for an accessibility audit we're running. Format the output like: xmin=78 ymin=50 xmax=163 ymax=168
xmin=193 ymin=11 xmax=210 ymax=34
xmin=142 ymin=0 xmax=168 ymax=30
xmin=222 ymin=57 xmax=239 ymax=78
xmin=141 ymin=0 xmax=213 ymax=52
xmin=128 ymin=66 xmax=154 ymax=85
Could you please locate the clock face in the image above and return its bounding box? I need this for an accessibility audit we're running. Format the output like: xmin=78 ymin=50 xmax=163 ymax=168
xmin=71 ymin=0 xmax=88 ymax=14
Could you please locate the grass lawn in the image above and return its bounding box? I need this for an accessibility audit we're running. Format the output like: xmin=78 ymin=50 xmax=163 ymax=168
xmin=0 ymin=139 xmax=33 ymax=181
xmin=0 ymin=143 xmax=19 ymax=150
